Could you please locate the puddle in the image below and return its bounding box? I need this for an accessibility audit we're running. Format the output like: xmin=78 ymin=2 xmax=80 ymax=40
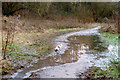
xmin=67 ymin=35 xmax=107 ymax=52
xmin=11 ymin=26 xmax=111 ymax=78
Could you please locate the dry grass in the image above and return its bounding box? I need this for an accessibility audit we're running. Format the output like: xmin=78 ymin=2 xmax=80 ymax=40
xmin=20 ymin=14 xmax=95 ymax=32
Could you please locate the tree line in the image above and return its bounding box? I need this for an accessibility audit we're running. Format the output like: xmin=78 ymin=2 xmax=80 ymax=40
xmin=2 ymin=2 xmax=119 ymax=22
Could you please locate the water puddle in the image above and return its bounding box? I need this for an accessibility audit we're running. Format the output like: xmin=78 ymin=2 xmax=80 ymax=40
xmin=11 ymin=26 xmax=111 ymax=78
xmin=67 ymin=35 xmax=107 ymax=52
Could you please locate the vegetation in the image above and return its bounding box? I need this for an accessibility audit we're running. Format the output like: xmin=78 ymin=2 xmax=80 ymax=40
xmin=100 ymin=31 xmax=118 ymax=45
xmin=2 ymin=2 xmax=119 ymax=22
xmin=79 ymin=33 xmax=119 ymax=79
xmin=78 ymin=63 xmax=120 ymax=79
xmin=78 ymin=31 xmax=119 ymax=79
xmin=99 ymin=32 xmax=119 ymax=78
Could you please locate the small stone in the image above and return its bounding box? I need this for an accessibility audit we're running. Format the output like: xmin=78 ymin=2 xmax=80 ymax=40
xmin=66 ymin=73 xmax=69 ymax=75
xmin=51 ymin=75 xmax=55 ymax=77
xmin=20 ymin=65 xmax=24 ymax=68
xmin=65 ymin=70 xmax=67 ymax=72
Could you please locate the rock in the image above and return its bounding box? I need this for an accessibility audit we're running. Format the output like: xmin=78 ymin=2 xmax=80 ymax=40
xmin=51 ymin=75 xmax=55 ymax=77
xmin=29 ymin=72 xmax=38 ymax=78
xmin=20 ymin=65 xmax=24 ymax=68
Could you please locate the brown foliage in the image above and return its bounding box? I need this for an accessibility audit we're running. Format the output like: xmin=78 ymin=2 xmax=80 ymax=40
xmin=101 ymin=25 xmax=118 ymax=34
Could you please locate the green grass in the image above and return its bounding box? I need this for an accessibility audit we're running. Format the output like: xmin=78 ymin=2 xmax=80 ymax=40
xmin=93 ymin=31 xmax=120 ymax=79
xmin=33 ymin=43 xmax=52 ymax=56
xmin=96 ymin=61 xmax=119 ymax=78
xmin=100 ymin=31 xmax=118 ymax=46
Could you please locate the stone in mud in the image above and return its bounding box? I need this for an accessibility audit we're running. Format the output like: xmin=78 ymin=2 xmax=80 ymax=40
xmin=51 ymin=75 xmax=55 ymax=77
xmin=66 ymin=73 xmax=69 ymax=75
xmin=14 ymin=63 xmax=24 ymax=69
xmin=79 ymin=53 xmax=83 ymax=55
xmin=29 ymin=72 xmax=39 ymax=78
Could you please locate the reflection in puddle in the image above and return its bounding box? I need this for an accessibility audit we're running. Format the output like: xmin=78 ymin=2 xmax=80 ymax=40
xmin=33 ymin=35 xmax=107 ymax=66
xmin=57 ymin=35 xmax=107 ymax=64
xmin=67 ymin=35 xmax=107 ymax=52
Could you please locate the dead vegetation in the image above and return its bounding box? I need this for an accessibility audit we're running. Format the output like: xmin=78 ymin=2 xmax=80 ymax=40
xmin=101 ymin=11 xmax=119 ymax=34
xmin=0 ymin=60 xmax=14 ymax=75
xmin=101 ymin=24 xmax=118 ymax=34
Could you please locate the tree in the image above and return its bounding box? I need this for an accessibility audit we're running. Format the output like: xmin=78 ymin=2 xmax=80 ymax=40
xmin=86 ymin=2 xmax=116 ymax=22
xmin=2 ymin=2 xmax=25 ymax=16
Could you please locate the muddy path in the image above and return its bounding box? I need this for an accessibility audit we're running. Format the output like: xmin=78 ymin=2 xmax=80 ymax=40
xmin=11 ymin=25 xmax=112 ymax=78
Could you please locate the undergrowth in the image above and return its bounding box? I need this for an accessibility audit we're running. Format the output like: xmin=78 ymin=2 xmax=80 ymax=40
xmin=94 ymin=31 xmax=119 ymax=79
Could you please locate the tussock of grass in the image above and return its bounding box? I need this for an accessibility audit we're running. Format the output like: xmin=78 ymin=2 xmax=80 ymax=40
xmin=100 ymin=31 xmax=118 ymax=45
xmin=0 ymin=60 xmax=14 ymax=75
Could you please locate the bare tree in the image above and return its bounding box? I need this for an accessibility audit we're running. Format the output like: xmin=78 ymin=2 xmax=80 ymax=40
xmin=2 ymin=24 xmax=15 ymax=59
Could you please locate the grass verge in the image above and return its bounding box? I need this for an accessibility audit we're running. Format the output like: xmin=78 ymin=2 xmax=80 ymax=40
xmin=100 ymin=31 xmax=118 ymax=46
xmin=79 ymin=31 xmax=119 ymax=79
